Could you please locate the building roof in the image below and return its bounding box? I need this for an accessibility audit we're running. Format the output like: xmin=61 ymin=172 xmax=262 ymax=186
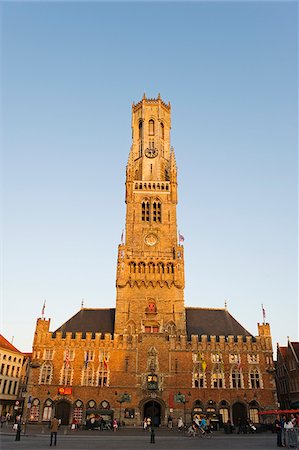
xmin=0 ymin=334 xmax=22 ymax=354
xmin=185 ymin=307 xmax=252 ymax=339
xmin=53 ymin=307 xmax=252 ymax=338
xmin=53 ymin=308 xmax=115 ymax=336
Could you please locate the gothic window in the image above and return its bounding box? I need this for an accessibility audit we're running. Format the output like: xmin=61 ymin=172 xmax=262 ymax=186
xmin=219 ymin=407 xmax=229 ymax=423
xmin=142 ymin=200 xmax=150 ymax=222
xmin=42 ymin=399 xmax=53 ymax=421
xmin=211 ymin=364 xmax=225 ymax=388
xmin=149 ymin=139 xmax=155 ymax=148
xmin=139 ymin=262 xmax=146 ymax=273
xmin=39 ymin=362 xmax=53 ymax=385
xmin=231 ymin=367 xmax=243 ymax=388
xmin=73 ymin=400 xmax=84 ymax=424
xmin=160 ymin=122 xmax=164 ymax=139
xmin=139 ymin=120 xmax=143 ymax=139
xmin=29 ymin=398 xmax=40 ymax=422
xmin=249 ymin=401 xmax=260 ymax=423
xmin=149 ymin=119 xmax=155 ymax=136
xmin=97 ymin=353 xmax=109 ymax=387
xmin=152 ymin=201 xmax=161 ymax=223
xmin=248 ymin=354 xmax=259 ymax=363
xmin=193 ymin=363 xmax=206 ymax=388
xmin=147 ymin=347 xmax=158 ymax=371
xmin=249 ymin=368 xmax=261 ymax=389
xmin=166 ymin=263 xmax=174 ymax=274
xmin=129 ymin=262 xmax=136 ymax=273
xmin=157 ymin=262 xmax=164 ymax=274
xmin=139 ymin=141 xmax=143 ymax=157
xmin=165 ymin=322 xmax=176 ymax=335
xmin=60 ymin=365 xmax=73 ymax=386
xmin=81 ymin=365 xmax=94 ymax=386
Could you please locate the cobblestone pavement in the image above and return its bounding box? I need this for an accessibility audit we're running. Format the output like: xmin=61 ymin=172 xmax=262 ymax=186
xmin=0 ymin=429 xmax=281 ymax=450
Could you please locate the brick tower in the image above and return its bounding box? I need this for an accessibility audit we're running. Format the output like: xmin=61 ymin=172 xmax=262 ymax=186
xmin=115 ymin=94 xmax=186 ymax=336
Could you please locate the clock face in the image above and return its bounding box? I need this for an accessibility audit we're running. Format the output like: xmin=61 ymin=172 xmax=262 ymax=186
xmin=145 ymin=148 xmax=158 ymax=158
xmin=144 ymin=233 xmax=158 ymax=247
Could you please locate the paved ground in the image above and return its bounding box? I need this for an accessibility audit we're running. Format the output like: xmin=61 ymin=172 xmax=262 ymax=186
xmin=0 ymin=428 xmax=283 ymax=450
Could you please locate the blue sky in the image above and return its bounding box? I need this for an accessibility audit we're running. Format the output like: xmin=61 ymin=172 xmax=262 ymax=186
xmin=2 ymin=2 xmax=297 ymax=352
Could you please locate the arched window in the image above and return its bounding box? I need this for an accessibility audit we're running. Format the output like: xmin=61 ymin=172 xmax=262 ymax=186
xmin=73 ymin=400 xmax=84 ymax=424
xmin=30 ymin=398 xmax=40 ymax=422
xmin=249 ymin=401 xmax=260 ymax=423
xmin=193 ymin=363 xmax=206 ymax=388
xmin=160 ymin=122 xmax=164 ymax=139
xmin=42 ymin=399 xmax=53 ymax=421
xmin=219 ymin=400 xmax=230 ymax=423
xmin=149 ymin=119 xmax=155 ymax=136
xmin=249 ymin=368 xmax=261 ymax=389
xmin=231 ymin=366 xmax=243 ymax=388
xmin=39 ymin=363 xmax=53 ymax=385
xmin=127 ymin=321 xmax=136 ymax=335
xmin=165 ymin=322 xmax=176 ymax=335
xmin=142 ymin=200 xmax=150 ymax=222
xmin=81 ymin=365 xmax=94 ymax=386
xmin=152 ymin=200 xmax=161 ymax=223
xmin=157 ymin=262 xmax=164 ymax=274
xmin=139 ymin=121 xmax=143 ymax=139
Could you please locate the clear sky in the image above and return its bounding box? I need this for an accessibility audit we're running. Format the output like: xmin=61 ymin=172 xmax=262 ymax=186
xmin=2 ymin=2 xmax=297 ymax=353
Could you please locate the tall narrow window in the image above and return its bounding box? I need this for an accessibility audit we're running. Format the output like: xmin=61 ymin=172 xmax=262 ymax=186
xmin=231 ymin=367 xmax=242 ymax=388
xmin=152 ymin=201 xmax=161 ymax=223
xmin=160 ymin=122 xmax=164 ymax=139
xmin=193 ymin=364 xmax=206 ymax=388
xmin=149 ymin=119 xmax=155 ymax=135
xmin=60 ymin=365 xmax=73 ymax=386
xmin=39 ymin=363 xmax=53 ymax=385
xmin=142 ymin=200 xmax=150 ymax=222
xmin=81 ymin=365 xmax=94 ymax=386
xmin=250 ymin=368 xmax=261 ymax=389
xmin=139 ymin=121 xmax=143 ymax=139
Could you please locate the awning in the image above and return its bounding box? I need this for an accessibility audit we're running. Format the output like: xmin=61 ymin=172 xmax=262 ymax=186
xmin=258 ymin=409 xmax=299 ymax=415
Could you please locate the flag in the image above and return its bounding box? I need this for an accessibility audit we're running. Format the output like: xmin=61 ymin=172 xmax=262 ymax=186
xmin=262 ymin=304 xmax=266 ymax=323
xmin=103 ymin=355 xmax=109 ymax=369
xmin=85 ymin=351 xmax=89 ymax=369
xmin=41 ymin=300 xmax=46 ymax=318
xmin=237 ymin=355 xmax=242 ymax=372
xmin=65 ymin=350 xmax=70 ymax=369
xmin=179 ymin=233 xmax=184 ymax=243
xmin=121 ymin=229 xmax=124 ymax=244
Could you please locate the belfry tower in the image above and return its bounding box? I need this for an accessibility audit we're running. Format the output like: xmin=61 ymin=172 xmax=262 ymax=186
xmin=115 ymin=94 xmax=186 ymax=336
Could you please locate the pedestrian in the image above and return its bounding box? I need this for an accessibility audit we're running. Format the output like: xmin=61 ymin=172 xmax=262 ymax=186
xmin=275 ymin=415 xmax=283 ymax=447
xmin=50 ymin=416 xmax=59 ymax=447
xmin=167 ymin=415 xmax=173 ymax=429
xmin=147 ymin=417 xmax=151 ymax=430
xmin=14 ymin=415 xmax=21 ymax=441
xmin=284 ymin=416 xmax=297 ymax=449
xmin=113 ymin=418 xmax=118 ymax=432
xmin=143 ymin=417 xmax=148 ymax=431
xmin=177 ymin=417 xmax=184 ymax=431
xmin=0 ymin=415 xmax=5 ymax=428
xmin=6 ymin=412 xmax=11 ymax=426
xmin=150 ymin=426 xmax=155 ymax=443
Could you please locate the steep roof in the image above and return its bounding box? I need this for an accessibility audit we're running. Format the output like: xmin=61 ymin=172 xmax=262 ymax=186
xmin=0 ymin=334 xmax=22 ymax=354
xmin=53 ymin=308 xmax=115 ymax=336
xmin=185 ymin=307 xmax=252 ymax=339
xmin=52 ymin=307 xmax=252 ymax=339
xmin=290 ymin=342 xmax=299 ymax=361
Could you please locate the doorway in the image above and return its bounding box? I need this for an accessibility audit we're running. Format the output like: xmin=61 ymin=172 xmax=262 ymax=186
xmin=232 ymin=402 xmax=247 ymax=426
xmin=55 ymin=400 xmax=71 ymax=425
xmin=143 ymin=401 xmax=161 ymax=427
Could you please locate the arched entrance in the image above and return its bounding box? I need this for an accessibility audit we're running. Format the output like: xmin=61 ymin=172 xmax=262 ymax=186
xmin=143 ymin=401 xmax=161 ymax=427
xmin=55 ymin=400 xmax=71 ymax=425
xmin=232 ymin=402 xmax=247 ymax=426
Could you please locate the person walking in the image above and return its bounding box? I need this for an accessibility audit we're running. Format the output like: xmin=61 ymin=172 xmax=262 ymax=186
xmin=275 ymin=414 xmax=283 ymax=447
xmin=50 ymin=416 xmax=59 ymax=447
xmin=14 ymin=415 xmax=21 ymax=441
xmin=177 ymin=417 xmax=184 ymax=431
xmin=113 ymin=418 xmax=118 ymax=432
xmin=143 ymin=417 xmax=148 ymax=431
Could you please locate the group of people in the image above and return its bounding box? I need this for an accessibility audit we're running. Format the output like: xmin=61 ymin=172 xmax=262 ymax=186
xmin=143 ymin=417 xmax=152 ymax=430
xmin=0 ymin=412 xmax=11 ymax=427
xmin=275 ymin=413 xmax=298 ymax=448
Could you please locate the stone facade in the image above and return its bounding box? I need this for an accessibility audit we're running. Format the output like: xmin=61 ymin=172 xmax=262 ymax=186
xmin=27 ymin=95 xmax=276 ymax=427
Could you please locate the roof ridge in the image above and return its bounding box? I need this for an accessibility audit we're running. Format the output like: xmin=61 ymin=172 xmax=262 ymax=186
xmin=0 ymin=334 xmax=22 ymax=354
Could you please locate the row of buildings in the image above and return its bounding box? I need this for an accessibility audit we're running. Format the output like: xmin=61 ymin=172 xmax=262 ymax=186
xmin=1 ymin=96 xmax=297 ymax=427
